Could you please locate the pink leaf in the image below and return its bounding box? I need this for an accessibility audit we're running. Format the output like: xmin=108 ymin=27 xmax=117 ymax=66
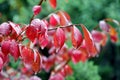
xmin=0 ymin=22 xmax=12 ymax=35
xmin=9 ymin=40 xmax=20 ymax=61
xmin=1 ymin=40 xmax=11 ymax=56
xmin=0 ymin=57 xmax=4 ymax=70
xmin=99 ymin=20 xmax=110 ymax=32
xmin=31 ymin=19 xmax=47 ymax=34
xmin=30 ymin=76 xmax=41 ymax=80
xmin=91 ymin=30 xmax=104 ymax=43
xmin=53 ymin=28 xmax=65 ymax=50
xmin=49 ymin=73 xmax=64 ymax=80
xmin=71 ymin=26 xmax=83 ymax=48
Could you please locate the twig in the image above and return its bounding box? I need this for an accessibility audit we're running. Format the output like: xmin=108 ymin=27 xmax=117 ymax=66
xmin=48 ymin=24 xmax=82 ymax=31
xmin=30 ymin=0 xmax=44 ymax=23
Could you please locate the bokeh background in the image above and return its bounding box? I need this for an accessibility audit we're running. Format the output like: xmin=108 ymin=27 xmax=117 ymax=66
xmin=0 ymin=0 xmax=120 ymax=80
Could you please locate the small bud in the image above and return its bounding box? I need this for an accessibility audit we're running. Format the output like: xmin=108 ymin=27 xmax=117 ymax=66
xmin=33 ymin=5 xmax=42 ymax=15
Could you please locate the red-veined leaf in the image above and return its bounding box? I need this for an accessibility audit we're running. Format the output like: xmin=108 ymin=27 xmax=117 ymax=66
xmin=49 ymin=0 xmax=57 ymax=9
xmin=53 ymin=28 xmax=65 ymax=50
xmin=71 ymin=26 xmax=83 ymax=48
xmin=81 ymin=24 xmax=97 ymax=56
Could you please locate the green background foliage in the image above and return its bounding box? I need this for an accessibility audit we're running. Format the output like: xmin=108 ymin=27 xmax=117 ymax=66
xmin=0 ymin=0 xmax=120 ymax=80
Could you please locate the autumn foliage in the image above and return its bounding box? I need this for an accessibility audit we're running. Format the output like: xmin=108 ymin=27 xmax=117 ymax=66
xmin=0 ymin=0 xmax=119 ymax=79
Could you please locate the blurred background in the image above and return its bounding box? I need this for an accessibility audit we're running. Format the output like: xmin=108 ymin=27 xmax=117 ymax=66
xmin=0 ymin=0 xmax=120 ymax=80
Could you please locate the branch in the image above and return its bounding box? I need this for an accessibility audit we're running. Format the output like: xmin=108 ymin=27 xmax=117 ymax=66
xmin=30 ymin=0 xmax=44 ymax=23
xmin=48 ymin=24 xmax=82 ymax=31
xmin=17 ymin=0 xmax=45 ymax=41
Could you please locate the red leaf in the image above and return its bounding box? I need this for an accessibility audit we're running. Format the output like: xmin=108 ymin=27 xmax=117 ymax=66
xmin=53 ymin=28 xmax=65 ymax=50
xmin=38 ymin=31 xmax=49 ymax=49
xmin=0 ymin=22 xmax=12 ymax=35
xmin=71 ymin=26 xmax=83 ymax=48
xmin=21 ymin=46 xmax=34 ymax=64
xmin=9 ymin=40 xmax=20 ymax=61
xmin=0 ymin=51 xmax=8 ymax=64
xmin=59 ymin=65 xmax=72 ymax=77
xmin=99 ymin=20 xmax=110 ymax=32
xmin=71 ymin=49 xmax=84 ymax=64
xmin=78 ymin=47 xmax=88 ymax=62
xmin=1 ymin=40 xmax=11 ymax=56
xmin=49 ymin=0 xmax=57 ymax=9
xmin=0 ymin=57 xmax=4 ymax=70
xmin=31 ymin=19 xmax=47 ymax=34
xmin=33 ymin=5 xmax=42 ymax=15
xmin=42 ymin=55 xmax=55 ymax=72
xmin=63 ymin=65 xmax=73 ymax=76
xmin=57 ymin=11 xmax=70 ymax=26
xmin=49 ymin=73 xmax=64 ymax=80
xmin=91 ymin=30 xmax=104 ymax=43
xmin=32 ymin=50 xmax=41 ymax=73
xmin=49 ymin=14 xmax=60 ymax=26
xmin=81 ymin=24 xmax=97 ymax=56
xmin=63 ymin=11 xmax=71 ymax=21
xmin=9 ymin=22 xmax=22 ymax=35
xmin=26 ymin=26 xmax=37 ymax=42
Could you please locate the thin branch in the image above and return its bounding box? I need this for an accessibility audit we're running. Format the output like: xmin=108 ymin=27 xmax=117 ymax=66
xmin=30 ymin=0 xmax=44 ymax=23
xmin=17 ymin=0 xmax=44 ymax=41
xmin=48 ymin=24 xmax=82 ymax=31
xmin=38 ymin=0 xmax=44 ymax=5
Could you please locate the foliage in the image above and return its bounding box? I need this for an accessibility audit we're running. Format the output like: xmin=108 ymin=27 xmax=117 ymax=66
xmin=0 ymin=0 xmax=120 ymax=80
